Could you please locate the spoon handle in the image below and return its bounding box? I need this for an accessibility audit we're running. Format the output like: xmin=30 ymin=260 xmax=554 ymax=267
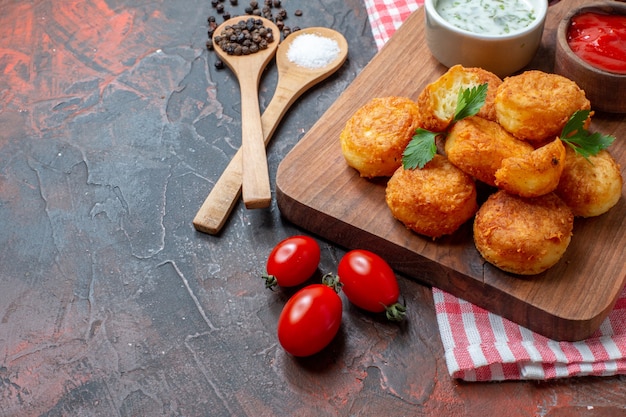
xmin=239 ymin=72 xmax=272 ymax=209
xmin=193 ymin=77 xmax=303 ymax=234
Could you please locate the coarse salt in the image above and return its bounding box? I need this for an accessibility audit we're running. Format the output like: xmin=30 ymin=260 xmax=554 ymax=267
xmin=286 ymin=33 xmax=340 ymax=69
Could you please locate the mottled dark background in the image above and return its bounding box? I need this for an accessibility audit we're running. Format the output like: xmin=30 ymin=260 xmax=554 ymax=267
xmin=1 ymin=1 xmax=625 ymax=416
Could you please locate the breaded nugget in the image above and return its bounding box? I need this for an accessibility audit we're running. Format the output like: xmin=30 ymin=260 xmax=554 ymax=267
xmin=473 ymin=191 xmax=574 ymax=275
xmin=555 ymin=148 xmax=623 ymax=217
xmin=385 ymin=155 xmax=478 ymax=239
xmin=494 ymin=138 xmax=566 ymax=197
xmin=417 ymin=65 xmax=502 ymax=132
xmin=340 ymin=96 xmax=422 ymax=178
xmin=495 ymin=71 xmax=591 ymax=144
xmin=444 ymin=116 xmax=533 ymax=186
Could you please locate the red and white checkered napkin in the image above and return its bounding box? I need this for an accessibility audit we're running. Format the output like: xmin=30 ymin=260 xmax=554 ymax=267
xmin=433 ymin=287 xmax=626 ymax=381
xmin=364 ymin=0 xmax=422 ymax=49
xmin=365 ymin=0 xmax=626 ymax=381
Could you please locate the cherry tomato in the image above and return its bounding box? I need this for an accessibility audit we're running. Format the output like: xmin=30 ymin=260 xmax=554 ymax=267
xmin=338 ymin=249 xmax=406 ymax=321
xmin=263 ymin=235 xmax=320 ymax=289
xmin=277 ymin=282 xmax=342 ymax=357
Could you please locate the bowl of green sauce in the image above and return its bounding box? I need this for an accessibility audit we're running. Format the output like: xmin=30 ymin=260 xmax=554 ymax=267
xmin=424 ymin=0 xmax=547 ymax=77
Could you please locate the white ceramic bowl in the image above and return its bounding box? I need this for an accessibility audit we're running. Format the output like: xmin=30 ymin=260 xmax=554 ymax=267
xmin=424 ymin=0 xmax=548 ymax=77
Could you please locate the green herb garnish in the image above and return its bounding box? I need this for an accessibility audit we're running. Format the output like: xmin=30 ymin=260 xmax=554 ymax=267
xmin=454 ymin=84 xmax=488 ymax=122
xmin=560 ymin=110 xmax=615 ymax=159
xmin=402 ymin=83 xmax=488 ymax=169
xmin=402 ymin=129 xmax=440 ymax=170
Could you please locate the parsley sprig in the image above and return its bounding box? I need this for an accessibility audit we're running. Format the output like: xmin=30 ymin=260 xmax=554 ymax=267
xmin=402 ymin=87 xmax=615 ymax=170
xmin=560 ymin=110 xmax=615 ymax=159
xmin=402 ymin=84 xmax=488 ymax=169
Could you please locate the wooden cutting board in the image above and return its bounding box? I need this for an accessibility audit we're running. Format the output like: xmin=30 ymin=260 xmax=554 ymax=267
xmin=276 ymin=0 xmax=626 ymax=341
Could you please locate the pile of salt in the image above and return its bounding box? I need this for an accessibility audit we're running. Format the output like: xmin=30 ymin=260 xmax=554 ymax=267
xmin=286 ymin=33 xmax=341 ymax=69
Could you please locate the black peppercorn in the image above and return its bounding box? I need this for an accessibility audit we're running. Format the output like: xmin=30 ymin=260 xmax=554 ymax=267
xmin=294 ymin=9 xmax=303 ymax=16
xmin=215 ymin=59 xmax=224 ymax=69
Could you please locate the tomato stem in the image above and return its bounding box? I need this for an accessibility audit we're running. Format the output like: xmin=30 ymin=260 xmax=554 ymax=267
xmin=384 ymin=302 xmax=407 ymax=322
xmin=321 ymin=273 xmax=343 ymax=293
xmin=262 ymin=273 xmax=278 ymax=290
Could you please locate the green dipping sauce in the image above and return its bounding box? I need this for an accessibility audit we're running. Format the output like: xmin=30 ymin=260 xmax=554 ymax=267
xmin=435 ymin=0 xmax=537 ymax=36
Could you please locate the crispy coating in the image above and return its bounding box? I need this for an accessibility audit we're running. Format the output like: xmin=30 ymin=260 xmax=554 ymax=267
xmin=417 ymin=65 xmax=502 ymax=132
xmin=494 ymin=138 xmax=566 ymax=197
xmin=444 ymin=116 xmax=533 ymax=186
xmin=340 ymin=96 xmax=422 ymax=178
xmin=385 ymin=155 xmax=478 ymax=239
xmin=555 ymin=148 xmax=623 ymax=217
xmin=473 ymin=191 xmax=574 ymax=275
xmin=495 ymin=71 xmax=591 ymax=144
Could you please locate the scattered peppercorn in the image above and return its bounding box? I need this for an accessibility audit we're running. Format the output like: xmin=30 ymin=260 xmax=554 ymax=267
xmin=215 ymin=18 xmax=275 ymax=56
xmin=207 ymin=0 xmax=303 ymax=69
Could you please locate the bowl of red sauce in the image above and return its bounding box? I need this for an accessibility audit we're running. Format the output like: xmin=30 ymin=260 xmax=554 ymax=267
xmin=555 ymin=1 xmax=626 ymax=113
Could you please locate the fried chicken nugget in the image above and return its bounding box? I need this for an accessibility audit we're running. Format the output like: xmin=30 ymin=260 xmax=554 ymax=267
xmin=473 ymin=191 xmax=574 ymax=275
xmin=555 ymin=148 xmax=623 ymax=217
xmin=494 ymin=138 xmax=566 ymax=198
xmin=385 ymin=155 xmax=478 ymax=239
xmin=340 ymin=96 xmax=422 ymax=178
xmin=417 ymin=65 xmax=502 ymax=132
xmin=444 ymin=116 xmax=534 ymax=186
xmin=495 ymin=71 xmax=591 ymax=144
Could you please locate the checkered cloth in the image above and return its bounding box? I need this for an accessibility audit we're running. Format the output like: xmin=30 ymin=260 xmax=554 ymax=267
xmin=364 ymin=0 xmax=626 ymax=381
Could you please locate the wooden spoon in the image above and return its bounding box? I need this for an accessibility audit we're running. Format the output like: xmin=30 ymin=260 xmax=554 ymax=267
xmin=194 ymin=27 xmax=349 ymax=234
xmin=212 ymin=17 xmax=280 ymax=209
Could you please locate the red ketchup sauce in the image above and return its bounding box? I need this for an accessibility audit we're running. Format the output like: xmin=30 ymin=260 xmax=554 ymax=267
xmin=567 ymin=11 xmax=626 ymax=75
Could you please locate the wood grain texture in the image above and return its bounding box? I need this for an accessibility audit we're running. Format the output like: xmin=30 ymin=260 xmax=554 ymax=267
xmin=213 ymin=17 xmax=279 ymax=208
xmin=193 ymin=28 xmax=348 ymax=234
xmin=276 ymin=0 xmax=626 ymax=341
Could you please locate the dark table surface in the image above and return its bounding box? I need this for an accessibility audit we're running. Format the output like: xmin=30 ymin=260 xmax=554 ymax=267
xmin=1 ymin=1 xmax=626 ymax=416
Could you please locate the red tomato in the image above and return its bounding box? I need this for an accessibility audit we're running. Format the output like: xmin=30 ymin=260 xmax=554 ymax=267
xmin=263 ymin=235 xmax=320 ymax=289
xmin=277 ymin=283 xmax=342 ymax=357
xmin=338 ymin=249 xmax=406 ymax=321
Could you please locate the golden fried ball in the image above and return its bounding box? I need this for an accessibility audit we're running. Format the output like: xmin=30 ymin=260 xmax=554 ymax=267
xmin=495 ymin=71 xmax=591 ymax=144
xmin=417 ymin=65 xmax=502 ymax=132
xmin=444 ymin=116 xmax=533 ymax=186
xmin=473 ymin=191 xmax=574 ymax=275
xmin=555 ymin=148 xmax=623 ymax=217
xmin=385 ymin=155 xmax=478 ymax=239
xmin=340 ymin=96 xmax=422 ymax=178
xmin=494 ymin=138 xmax=566 ymax=198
